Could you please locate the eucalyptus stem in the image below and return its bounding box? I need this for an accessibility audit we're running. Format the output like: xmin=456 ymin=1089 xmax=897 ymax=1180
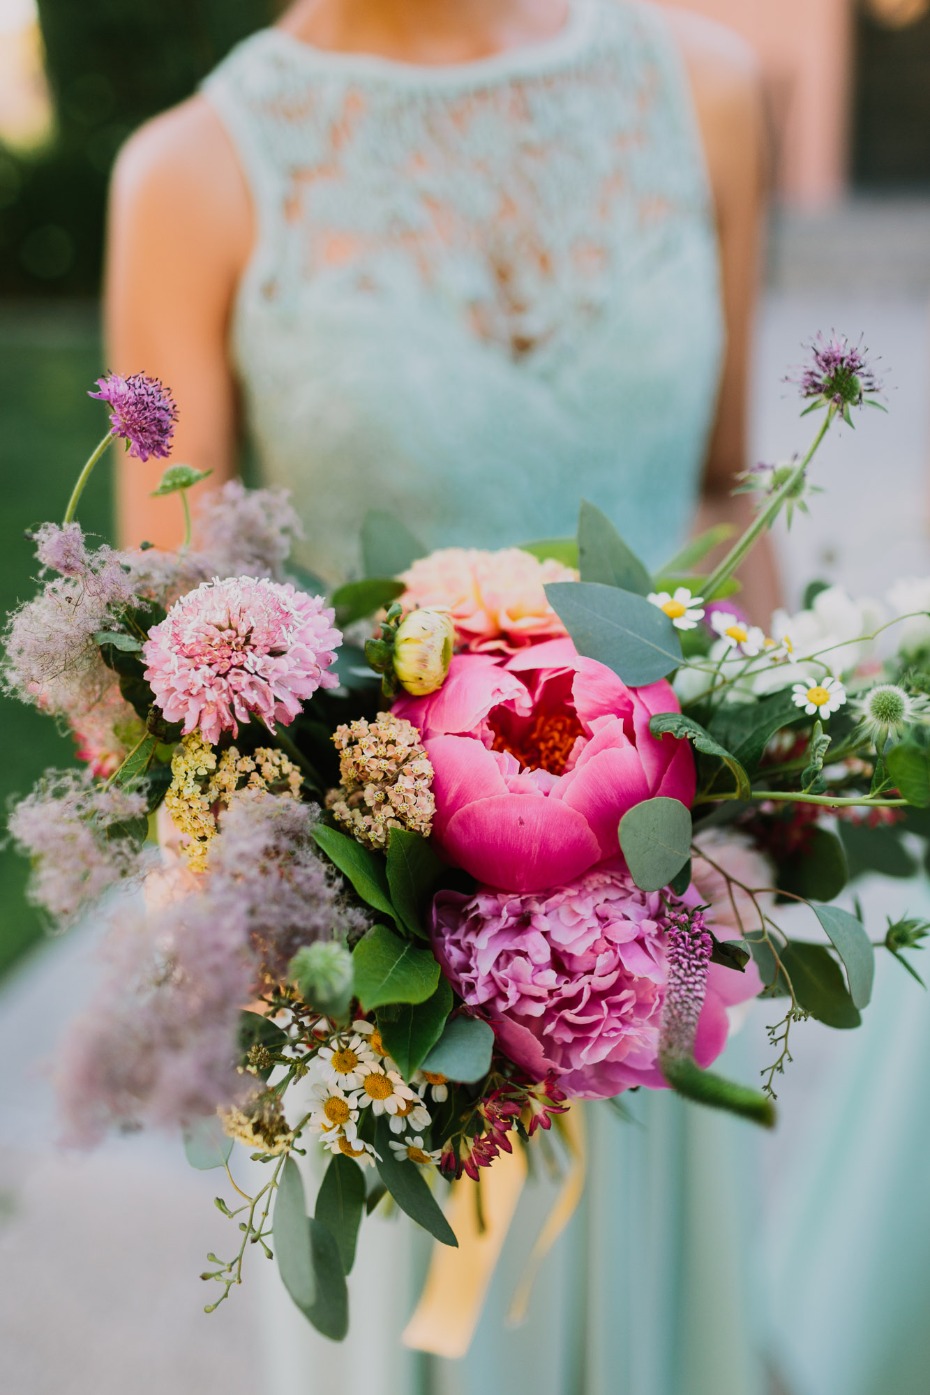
xmin=703 ymin=407 xmax=835 ymax=600
xmin=743 ymin=790 xmax=906 ymax=810
xmin=63 ymin=432 xmax=113 ymax=525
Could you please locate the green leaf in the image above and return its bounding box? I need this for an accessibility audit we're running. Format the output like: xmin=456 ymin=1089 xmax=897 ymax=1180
xmin=151 ymin=465 xmax=212 ymax=496
xmin=274 ymin=1158 xmax=349 ymax=1341
xmin=545 ymin=582 xmax=682 ymax=686
xmin=311 ymin=824 xmax=396 ymax=921
xmin=708 ymin=689 xmax=802 ymax=771
xmin=378 ymin=978 xmax=453 ymax=1078
xmin=669 ymin=858 xmax=692 ymax=897
xmin=352 ymin=925 xmax=441 ymax=1011
xmin=660 ymin=1056 xmax=775 ymax=1128
xmin=777 ymin=942 xmax=861 ymax=1029
xmin=649 ymin=713 xmax=751 ymax=801
xmin=778 ymin=827 xmax=848 ymax=902
xmin=839 ymin=820 xmax=918 ymax=880
xmin=618 ymin=798 xmax=693 ymax=893
xmin=519 ymin=537 xmax=579 ymax=568
xmin=112 ymin=733 xmax=159 ymax=789
xmin=361 ymin=511 xmax=426 ymax=579
xmin=576 ymin=500 xmax=652 ymax=595
xmin=238 ymin=1010 xmax=290 ymax=1080
xmin=331 ymin=578 xmax=405 ymax=626
xmin=887 ymin=742 xmax=930 ymax=807
xmin=373 ymin=1117 xmax=457 ymax=1247
xmin=810 ymin=903 xmax=874 ymax=1009
xmin=183 ymin=1115 xmax=232 ymax=1170
xmin=315 ymin=1155 xmax=366 ymax=1276
xmin=711 ymin=939 xmax=751 ymax=973
xmin=421 ymin=1014 xmax=495 ymax=1083
xmin=386 ymin=828 xmax=445 ymax=939
xmin=658 ymin=524 xmax=736 ymax=577
xmin=93 ymin=629 xmax=143 ymax=652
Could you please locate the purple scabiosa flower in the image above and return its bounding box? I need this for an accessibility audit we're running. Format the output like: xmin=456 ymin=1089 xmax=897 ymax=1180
xmin=89 ymin=372 xmax=178 ymax=462
xmin=193 ymin=480 xmax=303 ymax=581
xmin=793 ymin=333 xmax=882 ymax=413
xmin=657 ymin=906 xmax=714 ymax=1072
xmin=7 ymin=770 xmax=148 ymax=926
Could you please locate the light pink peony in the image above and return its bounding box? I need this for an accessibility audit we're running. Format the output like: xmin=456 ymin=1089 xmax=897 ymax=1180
xmin=143 ymin=576 xmax=341 ymax=745
xmin=394 ymin=637 xmax=695 ymax=893
xmin=431 ymin=865 xmax=761 ymax=1099
xmin=398 ymin=547 xmax=576 ymax=653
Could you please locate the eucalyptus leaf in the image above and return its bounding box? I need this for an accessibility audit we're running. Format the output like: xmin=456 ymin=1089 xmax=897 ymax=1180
xmin=386 ymin=828 xmax=445 ymax=939
xmin=183 ymin=1115 xmax=232 ymax=1171
xmin=421 ymin=1014 xmax=495 ymax=1083
xmin=545 ymin=582 xmax=682 ymax=686
xmin=839 ymin=821 xmax=917 ymax=881
xmin=274 ymin=1158 xmax=315 ymax=1309
xmin=618 ymin=797 xmax=693 ymax=892
xmin=649 ymin=712 xmax=751 ymax=801
xmin=352 ymin=925 xmax=441 ymax=1011
xmin=887 ymin=742 xmax=930 ymax=808
xmin=304 ymin=1220 xmax=349 ymax=1341
xmin=93 ymin=630 xmax=142 ymax=652
xmin=778 ymin=827 xmax=848 ymax=903
xmin=577 ymin=500 xmax=652 ymax=595
xmin=374 ymin=1117 xmax=457 ymax=1247
xmin=311 ymin=824 xmax=396 ymax=920
xmin=315 ymin=1155 xmax=366 ymax=1276
xmin=776 ymin=942 xmax=861 ymax=1029
xmin=669 ymin=858 xmax=692 ymax=898
xmin=331 ymin=578 xmax=405 ymax=626
xmin=810 ymin=903 xmax=874 ymax=1009
xmin=151 ymin=465 xmax=212 ymax=496
xmin=519 ymin=537 xmax=579 ymax=568
xmin=378 ymin=978 xmax=453 ymax=1078
xmin=361 ymin=511 xmax=426 ymax=579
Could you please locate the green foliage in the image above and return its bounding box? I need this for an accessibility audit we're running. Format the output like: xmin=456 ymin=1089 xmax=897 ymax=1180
xmin=884 ymin=915 xmax=929 ymax=987
xmin=150 ymin=465 xmax=212 ymax=496
xmin=385 ymin=827 xmax=445 ymax=939
xmin=576 ymin=500 xmax=652 ymax=595
xmin=274 ymin=1157 xmax=349 ymax=1341
xmin=810 ymin=903 xmax=874 ymax=1009
xmin=352 ymin=926 xmax=441 ymax=1012
xmin=311 ymin=824 xmax=396 ymax=921
xmin=360 ymin=511 xmax=425 ymax=579
xmin=660 ymin=1056 xmax=775 ymax=1128
xmin=707 ymin=689 xmax=801 ymax=771
xmin=111 ymin=732 xmax=159 ymax=789
xmin=289 ymin=942 xmax=354 ymax=1022
xmin=618 ymin=797 xmax=692 ymax=892
xmin=378 ymin=979 xmax=453 ymax=1078
xmin=519 ymin=537 xmax=579 ymax=568
xmin=373 ymin=1118 xmax=457 ymax=1247
xmin=800 ymin=721 xmax=832 ymax=791
xmin=778 ymin=827 xmax=848 ymax=903
xmin=768 ymin=942 xmax=861 ymax=1029
xmin=183 ymin=1114 xmax=233 ymax=1171
xmin=649 ymin=712 xmax=751 ymax=801
xmin=545 ymin=581 xmax=682 ymax=686
xmin=331 ymin=578 xmax=405 ymax=627
xmin=421 ymin=1014 xmax=495 ymax=1082
xmin=315 ymin=1156 xmax=366 ymax=1277
xmin=92 ymin=629 xmax=142 ymax=652
xmin=839 ymin=820 xmax=918 ymax=880
xmin=886 ymin=741 xmax=930 ymax=807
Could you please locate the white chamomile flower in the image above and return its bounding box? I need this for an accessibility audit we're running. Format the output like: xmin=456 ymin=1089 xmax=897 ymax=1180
xmin=791 ymin=674 xmax=848 ymax=718
xmin=388 ymin=1094 xmax=432 ymax=1135
xmin=647 ymin=587 xmax=705 ymax=631
xmin=307 ymin=1082 xmax=360 ymax=1139
xmin=317 ymin=1036 xmax=378 ymax=1090
xmin=351 ymin=1020 xmax=396 ymax=1066
xmin=413 ymin=1070 xmax=450 ymax=1103
xmin=388 ymin=1136 xmax=442 ymax=1167
xmin=351 ymin=1065 xmax=419 ymax=1116
xmin=710 ymin=611 xmax=767 ymax=657
xmin=853 ymin=683 xmax=930 ymax=745
xmin=323 ymin=1132 xmax=379 ymax=1168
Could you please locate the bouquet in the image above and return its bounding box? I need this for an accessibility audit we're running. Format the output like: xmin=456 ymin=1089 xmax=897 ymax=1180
xmin=5 ymin=339 xmax=930 ymax=1347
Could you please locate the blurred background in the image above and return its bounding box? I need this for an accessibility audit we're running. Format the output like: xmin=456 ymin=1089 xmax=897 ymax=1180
xmin=1 ymin=2 xmax=929 ymax=1392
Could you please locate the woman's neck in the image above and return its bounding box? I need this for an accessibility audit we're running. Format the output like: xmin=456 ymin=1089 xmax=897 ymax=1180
xmin=280 ymin=0 xmax=573 ymax=64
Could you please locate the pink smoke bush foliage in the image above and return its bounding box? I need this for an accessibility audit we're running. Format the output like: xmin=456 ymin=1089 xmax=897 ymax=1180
xmin=143 ymin=576 xmax=341 ymax=744
xmin=394 ymin=637 xmax=695 ymax=893
xmin=431 ymin=865 xmax=761 ymax=1099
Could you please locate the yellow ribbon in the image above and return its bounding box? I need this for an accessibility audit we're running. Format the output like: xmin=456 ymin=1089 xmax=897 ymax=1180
xmin=403 ymin=1105 xmax=586 ymax=1358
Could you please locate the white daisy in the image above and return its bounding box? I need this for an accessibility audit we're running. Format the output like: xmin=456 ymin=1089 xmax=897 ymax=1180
xmin=317 ymin=1036 xmax=378 ymax=1091
xmin=306 ymin=1081 xmax=360 ymax=1139
xmin=647 ymin=587 xmax=705 ymax=631
xmin=322 ymin=1132 xmax=378 ymax=1169
xmin=791 ymin=675 xmax=848 ymax=718
xmin=351 ymin=1020 xmax=396 ymax=1067
xmin=710 ymin=611 xmax=767 ymax=657
xmin=413 ymin=1070 xmax=450 ymax=1103
xmin=388 ymin=1136 xmax=442 ymax=1168
xmin=388 ymin=1094 xmax=432 ymax=1135
xmin=350 ymin=1066 xmax=419 ymax=1117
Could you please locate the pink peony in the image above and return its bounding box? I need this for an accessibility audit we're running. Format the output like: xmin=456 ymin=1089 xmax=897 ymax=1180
xmin=431 ymin=864 xmax=761 ymax=1099
xmin=394 ymin=637 xmax=694 ymax=893
xmin=398 ymin=547 xmax=576 ymax=653
xmin=143 ymin=576 xmax=341 ymax=745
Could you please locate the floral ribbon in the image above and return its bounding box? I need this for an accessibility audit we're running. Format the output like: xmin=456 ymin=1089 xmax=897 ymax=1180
xmin=403 ymin=1105 xmax=586 ymax=1358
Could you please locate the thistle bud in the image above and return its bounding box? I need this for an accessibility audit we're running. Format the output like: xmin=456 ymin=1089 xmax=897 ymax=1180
xmin=289 ymin=941 xmax=354 ymax=1021
xmin=392 ymin=609 xmax=455 ymax=697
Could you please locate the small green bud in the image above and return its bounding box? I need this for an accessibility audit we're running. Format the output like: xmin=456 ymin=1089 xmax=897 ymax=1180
xmin=392 ymin=609 xmax=455 ymax=696
xmin=289 ymin=940 xmax=354 ymax=1020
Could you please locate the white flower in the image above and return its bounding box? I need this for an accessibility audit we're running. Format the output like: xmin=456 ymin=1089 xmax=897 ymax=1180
xmin=388 ymin=1095 xmax=432 ymax=1135
xmin=322 ymin=1132 xmax=378 ymax=1168
xmin=710 ymin=611 xmax=767 ymax=656
xmin=791 ymin=674 xmax=848 ymax=718
xmin=647 ymin=587 xmax=705 ymax=631
xmin=351 ymin=1020 xmax=397 ymax=1067
xmin=413 ymin=1070 xmax=450 ymax=1103
xmin=388 ymin=1136 xmax=442 ymax=1167
xmin=306 ymin=1082 xmax=361 ymax=1139
xmin=771 ymin=586 xmax=883 ymax=676
xmin=317 ymin=1036 xmax=379 ymax=1090
xmin=350 ymin=1066 xmax=419 ymax=1116
xmin=886 ymin=577 xmax=930 ymax=657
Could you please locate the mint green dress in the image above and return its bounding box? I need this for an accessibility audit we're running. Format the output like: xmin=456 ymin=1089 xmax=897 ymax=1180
xmin=203 ymin=4 xmax=764 ymax=1391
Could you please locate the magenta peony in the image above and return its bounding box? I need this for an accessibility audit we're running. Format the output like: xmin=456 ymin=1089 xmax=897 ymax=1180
xmin=143 ymin=576 xmax=341 ymax=745
xmin=394 ymin=637 xmax=694 ymax=893
xmin=431 ymin=865 xmax=761 ymax=1099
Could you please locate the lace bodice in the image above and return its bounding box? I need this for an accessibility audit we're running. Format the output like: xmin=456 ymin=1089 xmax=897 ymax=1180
xmin=203 ymin=0 xmax=724 ymax=582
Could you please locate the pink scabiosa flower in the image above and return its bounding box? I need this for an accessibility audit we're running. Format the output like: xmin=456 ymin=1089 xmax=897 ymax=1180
xmin=89 ymin=372 xmax=178 ymax=461
xmin=792 ymin=332 xmax=881 ymax=414
xmin=394 ymin=637 xmax=694 ymax=894
xmin=398 ymin=547 xmax=576 ymax=654
xmin=431 ymin=865 xmax=760 ymax=1099
xmin=142 ymin=576 xmax=341 ymax=744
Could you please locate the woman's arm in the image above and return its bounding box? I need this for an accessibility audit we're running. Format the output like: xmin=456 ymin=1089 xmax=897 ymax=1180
xmin=672 ymin=11 xmax=781 ymax=621
xmin=104 ymin=97 xmax=252 ymax=548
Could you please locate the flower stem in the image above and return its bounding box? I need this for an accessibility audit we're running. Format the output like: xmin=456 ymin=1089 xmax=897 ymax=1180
xmin=180 ymin=489 xmax=193 ymax=552
xmin=742 ymin=789 xmax=907 ymax=810
xmin=703 ymin=407 xmax=835 ymax=600
xmin=63 ymin=432 xmax=113 ymax=526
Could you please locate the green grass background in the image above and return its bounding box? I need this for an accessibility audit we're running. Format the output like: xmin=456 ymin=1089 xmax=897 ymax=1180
xmin=0 ymin=303 xmax=112 ymax=977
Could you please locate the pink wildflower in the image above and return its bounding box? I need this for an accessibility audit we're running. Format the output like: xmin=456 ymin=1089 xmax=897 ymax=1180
xmin=142 ymin=576 xmax=341 ymax=744
xmin=89 ymin=372 xmax=178 ymax=461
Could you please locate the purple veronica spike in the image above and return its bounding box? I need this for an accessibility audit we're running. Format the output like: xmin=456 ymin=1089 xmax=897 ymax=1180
xmin=794 ymin=333 xmax=881 ymax=411
xmin=89 ymin=372 xmax=178 ymax=461
xmin=659 ymin=906 xmax=714 ymax=1067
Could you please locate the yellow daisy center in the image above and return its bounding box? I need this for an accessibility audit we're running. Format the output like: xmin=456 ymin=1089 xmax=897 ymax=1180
xmin=338 ymin=1136 xmax=367 ymax=1158
xmin=363 ymin=1072 xmax=393 ymax=1101
xmin=394 ymin=1096 xmax=416 ymax=1118
xmin=662 ymin=600 xmax=688 ymax=620
xmin=330 ymin=1048 xmax=360 ymax=1075
xmin=323 ymin=1097 xmax=352 ymax=1127
xmin=725 ymin=624 xmax=749 ymax=644
xmin=368 ymin=1029 xmax=387 ymax=1057
xmin=807 ymin=685 xmax=831 ymax=707
xmin=407 ymin=1146 xmax=433 ymax=1166
xmin=422 ymin=1071 xmax=448 ymax=1087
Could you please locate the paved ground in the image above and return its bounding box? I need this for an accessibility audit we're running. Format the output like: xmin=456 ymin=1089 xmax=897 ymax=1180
xmin=2 ymin=200 xmax=929 ymax=1395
